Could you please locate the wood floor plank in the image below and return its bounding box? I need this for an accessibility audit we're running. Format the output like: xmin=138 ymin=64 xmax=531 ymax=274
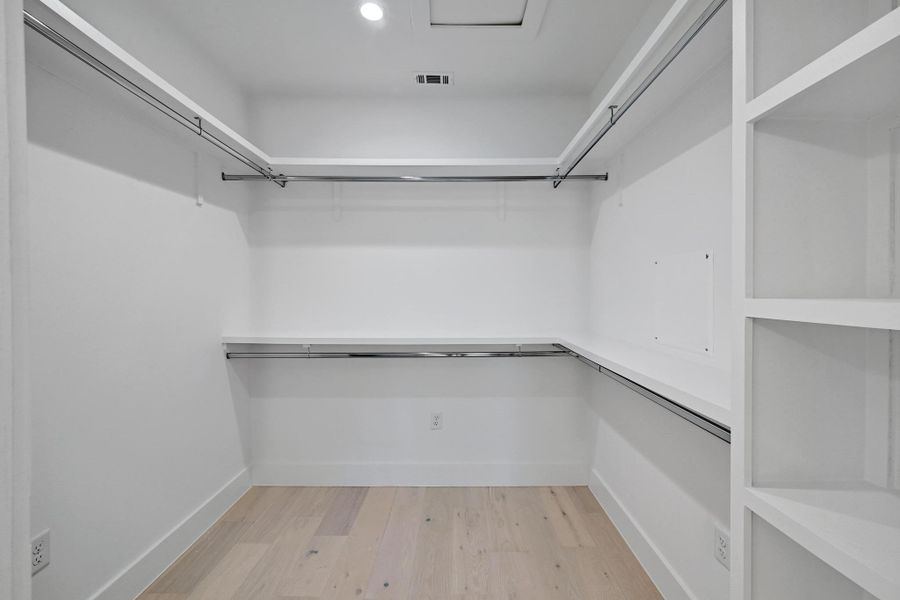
xmin=407 ymin=488 xmax=457 ymax=600
xmin=451 ymin=488 xmax=492 ymax=596
xmin=185 ymin=543 xmax=268 ymax=600
xmin=568 ymin=486 xmax=604 ymax=515
xmin=584 ymin=511 xmax=663 ymax=599
xmin=238 ymin=487 xmax=303 ymax=543
xmin=146 ymin=520 xmax=248 ymax=594
xmin=506 ymin=488 xmax=582 ymax=600
xmin=487 ymin=552 xmax=541 ymax=600
xmin=364 ymin=487 xmax=426 ymax=599
xmin=563 ymin=546 xmax=628 ymax=600
xmin=288 ymin=487 xmax=340 ymax=518
xmin=232 ymin=515 xmax=322 ymax=600
xmin=485 ymin=487 xmax=526 ymax=552
xmin=315 ymin=487 xmax=368 ymax=535
xmin=221 ymin=486 xmax=270 ymax=523
xmin=320 ymin=487 xmax=396 ymax=599
xmin=277 ymin=535 xmax=347 ymax=597
xmin=539 ymin=487 xmax=597 ymax=548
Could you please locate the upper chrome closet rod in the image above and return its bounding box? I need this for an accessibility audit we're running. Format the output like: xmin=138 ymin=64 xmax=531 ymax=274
xmin=221 ymin=173 xmax=609 ymax=185
xmin=22 ymin=10 xmax=285 ymax=188
xmin=554 ymin=0 xmax=730 ymax=188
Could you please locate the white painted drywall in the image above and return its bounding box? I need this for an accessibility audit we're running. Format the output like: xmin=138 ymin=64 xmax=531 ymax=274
xmin=245 ymin=357 xmax=592 ymax=486
xmin=247 ymin=180 xmax=591 ymax=337
xmin=589 ymin=58 xmax=732 ymax=370
xmin=249 ymin=94 xmax=589 ymax=159
xmin=584 ymin=58 xmax=732 ymax=600
xmin=26 ymin=56 xmax=252 ymax=600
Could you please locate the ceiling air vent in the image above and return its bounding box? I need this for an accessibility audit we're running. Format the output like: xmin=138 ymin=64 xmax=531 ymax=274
xmin=415 ymin=72 xmax=453 ymax=86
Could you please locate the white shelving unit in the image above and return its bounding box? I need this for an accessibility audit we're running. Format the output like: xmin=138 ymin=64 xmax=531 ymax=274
xmin=733 ymin=2 xmax=900 ymax=599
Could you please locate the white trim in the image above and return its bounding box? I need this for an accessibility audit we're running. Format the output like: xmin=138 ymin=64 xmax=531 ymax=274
xmin=1 ymin=0 xmax=31 ymax=597
xmin=88 ymin=469 xmax=251 ymax=600
xmin=253 ymin=462 xmax=588 ymax=487
xmin=410 ymin=0 xmax=550 ymax=41
xmin=588 ymin=469 xmax=696 ymax=600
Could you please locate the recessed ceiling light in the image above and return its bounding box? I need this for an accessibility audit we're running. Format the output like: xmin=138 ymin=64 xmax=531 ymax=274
xmin=360 ymin=2 xmax=384 ymax=21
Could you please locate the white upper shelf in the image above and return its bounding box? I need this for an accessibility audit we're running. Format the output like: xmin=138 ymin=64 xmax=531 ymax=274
xmin=26 ymin=0 xmax=714 ymax=175
xmin=223 ymin=334 xmax=732 ymax=427
xmin=746 ymin=8 xmax=900 ymax=122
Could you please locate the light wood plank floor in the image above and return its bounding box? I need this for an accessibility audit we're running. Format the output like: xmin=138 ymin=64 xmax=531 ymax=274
xmin=139 ymin=486 xmax=662 ymax=600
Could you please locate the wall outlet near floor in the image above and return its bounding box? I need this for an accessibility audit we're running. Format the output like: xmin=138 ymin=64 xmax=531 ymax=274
xmin=32 ymin=530 xmax=50 ymax=575
xmin=714 ymin=525 xmax=729 ymax=570
xmin=430 ymin=412 xmax=443 ymax=430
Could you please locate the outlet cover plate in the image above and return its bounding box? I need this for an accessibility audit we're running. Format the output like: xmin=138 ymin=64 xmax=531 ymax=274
xmin=714 ymin=525 xmax=729 ymax=570
xmin=32 ymin=530 xmax=50 ymax=575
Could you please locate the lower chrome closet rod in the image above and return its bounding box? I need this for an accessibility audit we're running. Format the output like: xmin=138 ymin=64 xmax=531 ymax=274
xmin=221 ymin=173 xmax=608 ymax=184
xmin=554 ymin=0 xmax=730 ymax=188
xmin=226 ymin=350 xmax=571 ymax=359
xmin=23 ymin=10 xmax=285 ymax=188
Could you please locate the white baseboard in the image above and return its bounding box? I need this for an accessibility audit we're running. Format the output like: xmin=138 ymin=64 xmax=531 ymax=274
xmin=252 ymin=462 xmax=589 ymax=487
xmin=588 ymin=468 xmax=696 ymax=600
xmin=89 ymin=468 xmax=251 ymax=600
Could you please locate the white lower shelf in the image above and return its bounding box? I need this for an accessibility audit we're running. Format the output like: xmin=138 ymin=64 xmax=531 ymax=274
xmin=223 ymin=334 xmax=732 ymax=428
xmin=745 ymin=298 xmax=900 ymax=330
xmin=745 ymin=484 xmax=900 ymax=600
xmin=559 ymin=334 xmax=731 ymax=427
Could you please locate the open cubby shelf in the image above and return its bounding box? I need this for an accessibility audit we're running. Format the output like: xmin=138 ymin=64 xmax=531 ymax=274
xmin=747 ymin=486 xmax=900 ymax=599
xmin=751 ymin=1 xmax=899 ymax=104
xmin=738 ymin=7 xmax=900 ymax=594
xmin=750 ymin=513 xmax=881 ymax=600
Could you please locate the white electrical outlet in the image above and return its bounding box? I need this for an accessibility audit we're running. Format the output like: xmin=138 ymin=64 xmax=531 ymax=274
xmin=430 ymin=412 xmax=443 ymax=430
xmin=32 ymin=530 xmax=50 ymax=575
xmin=714 ymin=525 xmax=729 ymax=570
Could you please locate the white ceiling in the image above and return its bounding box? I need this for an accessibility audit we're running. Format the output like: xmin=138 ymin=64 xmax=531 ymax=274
xmin=122 ymin=0 xmax=655 ymax=97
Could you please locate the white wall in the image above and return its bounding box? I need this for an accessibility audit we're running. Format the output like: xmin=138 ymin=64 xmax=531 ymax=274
xmin=589 ymin=58 xmax=732 ymax=371
xmin=247 ymin=181 xmax=592 ymax=336
xmin=245 ymin=358 xmax=592 ymax=486
xmin=249 ymin=94 xmax=589 ymax=158
xmin=584 ymin=58 xmax=732 ymax=600
xmin=26 ymin=54 xmax=252 ymax=600
xmin=238 ymin=168 xmax=595 ymax=485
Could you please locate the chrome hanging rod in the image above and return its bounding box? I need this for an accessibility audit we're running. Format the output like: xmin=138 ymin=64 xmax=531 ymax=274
xmin=23 ymin=10 xmax=285 ymax=188
xmin=226 ymin=341 xmax=730 ymax=442
xmin=221 ymin=173 xmax=608 ymax=185
xmin=225 ymin=349 xmax=571 ymax=359
xmin=553 ymin=344 xmax=731 ymax=443
xmin=554 ymin=0 xmax=730 ymax=189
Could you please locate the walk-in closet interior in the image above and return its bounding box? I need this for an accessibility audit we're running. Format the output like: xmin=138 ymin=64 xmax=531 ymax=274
xmin=2 ymin=0 xmax=899 ymax=598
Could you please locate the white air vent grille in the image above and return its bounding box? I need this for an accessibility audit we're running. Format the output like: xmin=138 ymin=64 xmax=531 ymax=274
xmin=415 ymin=72 xmax=453 ymax=85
